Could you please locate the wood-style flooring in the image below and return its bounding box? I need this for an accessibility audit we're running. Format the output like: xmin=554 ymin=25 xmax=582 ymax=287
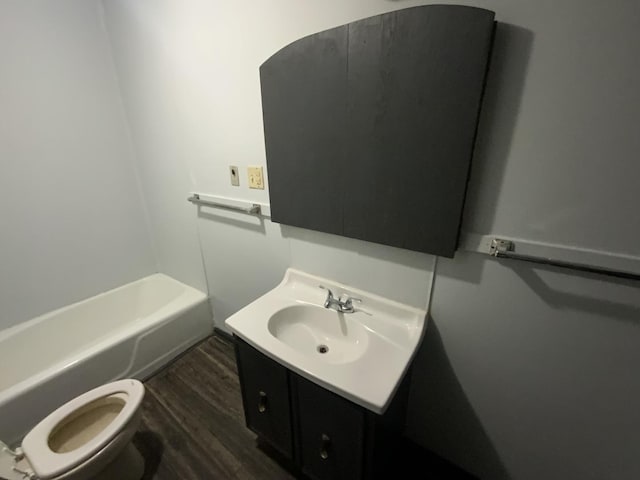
xmin=134 ymin=334 xmax=296 ymax=479
xmin=134 ymin=334 xmax=475 ymax=479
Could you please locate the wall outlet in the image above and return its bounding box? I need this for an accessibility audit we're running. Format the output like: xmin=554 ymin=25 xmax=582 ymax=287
xmin=229 ymin=166 xmax=240 ymax=186
xmin=248 ymin=166 xmax=264 ymax=189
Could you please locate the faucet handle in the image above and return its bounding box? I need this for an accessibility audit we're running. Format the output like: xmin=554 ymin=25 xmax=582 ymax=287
xmin=337 ymin=294 xmax=361 ymax=313
xmin=319 ymin=285 xmax=334 ymax=307
xmin=341 ymin=294 xmax=362 ymax=307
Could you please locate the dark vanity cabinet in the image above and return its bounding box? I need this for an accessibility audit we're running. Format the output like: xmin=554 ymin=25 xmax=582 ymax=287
xmin=260 ymin=5 xmax=495 ymax=257
xmin=234 ymin=336 xmax=410 ymax=480
xmin=234 ymin=335 xmax=294 ymax=458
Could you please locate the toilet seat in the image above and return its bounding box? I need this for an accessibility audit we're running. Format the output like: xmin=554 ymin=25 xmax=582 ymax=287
xmin=21 ymin=379 xmax=144 ymax=480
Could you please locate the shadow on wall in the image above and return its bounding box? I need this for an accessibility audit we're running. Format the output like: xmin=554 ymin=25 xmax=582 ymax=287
xmin=502 ymin=258 xmax=640 ymax=325
xmin=281 ymin=224 xmax=434 ymax=270
xmin=197 ymin=208 xmax=267 ymax=234
xmin=462 ymin=22 xmax=534 ymax=238
xmin=406 ymin=318 xmax=512 ymax=480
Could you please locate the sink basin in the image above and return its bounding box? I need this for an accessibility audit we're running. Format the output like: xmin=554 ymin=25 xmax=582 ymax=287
xmin=267 ymin=305 xmax=369 ymax=364
xmin=225 ymin=268 xmax=426 ymax=413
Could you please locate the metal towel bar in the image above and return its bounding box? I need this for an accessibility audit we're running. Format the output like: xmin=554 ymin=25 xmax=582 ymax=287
xmin=489 ymin=238 xmax=640 ymax=281
xmin=187 ymin=194 xmax=261 ymax=215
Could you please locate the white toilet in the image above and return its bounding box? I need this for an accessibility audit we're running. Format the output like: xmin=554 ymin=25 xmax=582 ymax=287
xmin=0 ymin=379 xmax=145 ymax=480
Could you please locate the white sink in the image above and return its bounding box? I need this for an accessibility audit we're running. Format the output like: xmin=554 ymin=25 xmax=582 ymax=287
xmin=225 ymin=268 xmax=427 ymax=414
xmin=268 ymin=304 xmax=369 ymax=364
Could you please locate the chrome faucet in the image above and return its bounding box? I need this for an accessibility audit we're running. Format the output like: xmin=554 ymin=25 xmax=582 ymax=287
xmin=320 ymin=286 xmax=361 ymax=313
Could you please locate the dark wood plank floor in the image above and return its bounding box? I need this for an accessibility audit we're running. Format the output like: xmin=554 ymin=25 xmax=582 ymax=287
xmin=134 ymin=334 xmax=296 ymax=479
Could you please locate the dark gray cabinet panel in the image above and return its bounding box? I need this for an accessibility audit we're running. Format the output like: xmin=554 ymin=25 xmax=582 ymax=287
xmin=234 ymin=337 xmax=293 ymax=458
xmin=295 ymin=375 xmax=366 ymax=480
xmin=344 ymin=6 xmax=495 ymax=255
xmin=260 ymin=5 xmax=495 ymax=257
xmin=260 ymin=25 xmax=348 ymax=236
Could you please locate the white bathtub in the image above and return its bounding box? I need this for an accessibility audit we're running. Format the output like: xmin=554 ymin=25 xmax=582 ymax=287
xmin=0 ymin=273 xmax=212 ymax=445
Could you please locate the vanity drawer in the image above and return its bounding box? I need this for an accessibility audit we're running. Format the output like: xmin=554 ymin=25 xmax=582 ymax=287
xmin=294 ymin=375 xmax=366 ymax=480
xmin=234 ymin=337 xmax=293 ymax=459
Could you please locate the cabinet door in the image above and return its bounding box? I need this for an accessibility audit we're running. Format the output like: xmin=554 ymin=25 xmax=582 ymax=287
xmin=260 ymin=24 xmax=348 ymax=237
xmin=343 ymin=6 xmax=495 ymax=257
xmin=234 ymin=337 xmax=293 ymax=458
xmin=295 ymin=375 xmax=366 ymax=480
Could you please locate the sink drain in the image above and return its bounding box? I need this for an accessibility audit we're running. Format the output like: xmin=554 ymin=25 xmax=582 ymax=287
xmin=317 ymin=344 xmax=329 ymax=354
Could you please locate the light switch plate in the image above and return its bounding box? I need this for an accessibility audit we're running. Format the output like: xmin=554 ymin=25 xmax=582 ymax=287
xmin=248 ymin=166 xmax=264 ymax=189
xmin=229 ymin=165 xmax=240 ymax=186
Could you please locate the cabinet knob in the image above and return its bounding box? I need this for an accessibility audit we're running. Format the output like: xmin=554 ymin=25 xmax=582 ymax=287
xmin=320 ymin=433 xmax=331 ymax=460
xmin=258 ymin=391 xmax=268 ymax=413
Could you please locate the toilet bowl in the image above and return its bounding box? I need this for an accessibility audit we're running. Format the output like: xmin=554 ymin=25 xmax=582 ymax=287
xmin=1 ymin=379 xmax=145 ymax=480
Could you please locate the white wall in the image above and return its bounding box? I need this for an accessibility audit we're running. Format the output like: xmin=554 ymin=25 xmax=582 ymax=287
xmin=101 ymin=0 xmax=436 ymax=321
xmin=410 ymin=255 xmax=640 ymax=480
xmin=463 ymin=0 xmax=640 ymax=257
xmin=101 ymin=1 xmax=640 ymax=479
xmin=0 ymin=1 xmax=156 ymax=330
xmin=197 ymin=217 xmax=435 ymax=322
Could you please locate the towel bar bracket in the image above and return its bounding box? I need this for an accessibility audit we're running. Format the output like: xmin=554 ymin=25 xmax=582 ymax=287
xmin=489 ymin=238 xmax=514 ymax=256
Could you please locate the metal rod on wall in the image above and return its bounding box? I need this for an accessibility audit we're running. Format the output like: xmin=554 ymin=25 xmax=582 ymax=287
xmin=489 ymin=238 xmax=640 ymax=281
xmin=187 ymin=194 xmax=262 ymax=215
